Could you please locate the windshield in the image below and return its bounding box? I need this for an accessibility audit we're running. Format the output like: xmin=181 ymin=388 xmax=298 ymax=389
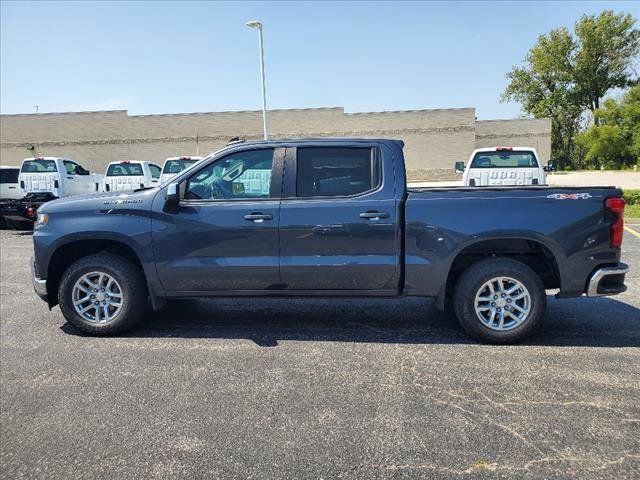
xmin=470 ymin=151 xmax=539 ymax=168
xmin=163 ymin=159 xmax=199 ymax=174
xmin=1 ymin=169 xmax=20 ymax=183
xmin=107 ymin=163 xmax=144 ymax=176
xmin=21 ymin=159 xmax=58 ymax=173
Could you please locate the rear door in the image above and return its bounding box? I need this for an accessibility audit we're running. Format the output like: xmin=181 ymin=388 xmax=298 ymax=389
xmin=278 ymin=144 xmax=401 ymax=292
xmin=152 ymin=147 xmax=284 ymax=292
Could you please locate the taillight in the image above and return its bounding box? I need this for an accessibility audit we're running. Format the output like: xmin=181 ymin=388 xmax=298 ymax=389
xmin=469 ymin=178 xmax=476 ymax=186
xmin=27 ymin=206 xmax=35 ymax=218
xmin=605 ymin=197 xmax=625 ymax=248
xmin=54 ymin=180 xmax=59 ymax=188
xmin=20 ymin=181 xmax=25 ymax=189
xmin=106 ymin=184 xmax=110 ymax=191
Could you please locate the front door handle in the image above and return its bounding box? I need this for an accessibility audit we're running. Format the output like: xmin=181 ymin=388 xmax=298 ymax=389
xmin=359 ymin=211 xmax=389 ymax=220
xmin=244 ymin=213 xmax=273 ymax=223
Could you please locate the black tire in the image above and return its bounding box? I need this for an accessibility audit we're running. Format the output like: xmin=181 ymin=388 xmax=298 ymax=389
xmin=58 ymin=253 xmax=147 ymax=335
xmin=453 ymin=258 xmax=546 ymax=344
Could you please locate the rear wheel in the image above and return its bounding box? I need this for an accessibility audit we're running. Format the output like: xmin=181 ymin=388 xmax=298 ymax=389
xmin=453 ymin=258 xmax=546 ymax=344
xmin=58 ymin=253 xmax=147 ymax=335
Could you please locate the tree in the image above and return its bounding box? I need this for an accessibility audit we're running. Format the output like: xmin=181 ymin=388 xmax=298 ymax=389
xmin=502 ymin=10 xmax=640 ymax=168
xmin=502 ymin=28 xmax=582 ymax=168
xmin=573 ymin=11 xmax=640 ymax=117
xmin=575 ymin=85 xmax=640 ymax=168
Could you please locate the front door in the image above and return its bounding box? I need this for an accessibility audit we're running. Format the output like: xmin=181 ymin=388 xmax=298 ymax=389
xmin=278 ymin=145 xmax=401 ymax=292
xmin=152 ymin=147 xmax=283 ymax=293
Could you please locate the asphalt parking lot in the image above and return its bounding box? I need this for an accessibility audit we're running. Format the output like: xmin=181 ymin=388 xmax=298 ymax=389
xmin=1 ymin=228 xmax=639 ymax=479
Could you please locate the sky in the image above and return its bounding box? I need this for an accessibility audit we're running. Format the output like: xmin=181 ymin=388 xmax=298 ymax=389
xmin=1 ymin=0 xmax=638 ymax=119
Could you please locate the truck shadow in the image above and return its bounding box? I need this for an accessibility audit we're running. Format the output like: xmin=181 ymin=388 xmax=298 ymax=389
xmin=76 ymin=294 xmax=640 ymax=348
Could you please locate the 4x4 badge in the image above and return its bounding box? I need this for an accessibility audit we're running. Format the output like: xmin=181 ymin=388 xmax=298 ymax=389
xmin=546 ymin=193 xmax=592 ymax=200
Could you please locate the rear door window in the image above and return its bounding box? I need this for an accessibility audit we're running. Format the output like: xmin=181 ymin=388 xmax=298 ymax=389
xmin=107 ymin=163 xmax=144 ymax=176
xmin=296 ymin=147 xmax=380 ymax=197
xmin=470 ymin=151 xmax=539 ymax=168
xmin=21 ymin=160 xmax=57 ymax=173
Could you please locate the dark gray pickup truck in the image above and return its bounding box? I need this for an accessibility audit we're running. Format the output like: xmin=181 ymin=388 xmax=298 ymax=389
xmin=31 ymin=138 xmax=628 ymax=343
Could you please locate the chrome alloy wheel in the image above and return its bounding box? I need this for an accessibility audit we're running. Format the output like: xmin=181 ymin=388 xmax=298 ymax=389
xmin=474 ymin=276 xmax=531 ymax=331
xmin=72 ymin=271 xmax=124 ymax=323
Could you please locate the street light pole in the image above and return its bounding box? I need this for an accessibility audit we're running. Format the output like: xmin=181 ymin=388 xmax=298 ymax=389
xmin=246 ymin=20 xmax=268 ymax=140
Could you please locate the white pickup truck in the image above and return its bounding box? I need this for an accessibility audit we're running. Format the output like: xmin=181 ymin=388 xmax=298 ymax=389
xmin=104 ymin=161 xmax=162 ymax=192
xmin=455 ymin=147 xmax=555 ymax=186
xmin=160 ymin=156 xmax=203 ymax=184
xmin=19 ymin=157 xmax=103 ymax=197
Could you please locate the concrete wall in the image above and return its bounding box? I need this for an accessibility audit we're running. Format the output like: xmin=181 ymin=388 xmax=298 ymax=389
xmin=0 ymin=108 xmax=550 ymax=180
xmin=475 ymin=118 xmax=552 ymax=163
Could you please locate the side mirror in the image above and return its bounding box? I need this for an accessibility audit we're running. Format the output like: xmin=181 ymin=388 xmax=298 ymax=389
xmin=163 ymin=182 xmax=181 ymax=214
xmin=454 ymin=161 xmax=465 ymax=173
xmin=544 ymin=160 xmax=557 ymax=172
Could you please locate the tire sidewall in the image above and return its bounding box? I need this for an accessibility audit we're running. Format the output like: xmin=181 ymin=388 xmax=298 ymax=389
xmin=454 ymin=258 xmax=546 ymax=343
xmin=59 ymin=254 xmax=145 ymax=335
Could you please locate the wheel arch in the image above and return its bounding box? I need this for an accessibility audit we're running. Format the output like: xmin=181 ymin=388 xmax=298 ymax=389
xmin=436 ymin=233 xmax=562 ymax=311
xmin=45 ymin=234 xmax=162 ymax=309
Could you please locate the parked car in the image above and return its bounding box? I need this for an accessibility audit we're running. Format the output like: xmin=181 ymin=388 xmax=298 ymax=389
xmin=455 ymin=147 xmax=556 ymax=186
xmin=0 ymin=166 xmax=24 ymax=229
xmin=31 ymin=138 xmax=628 ymax=343
xmin=3 ymin=157 xmax=103 ymax=226
xmin=104 ymin=161 xmax=161 ymax=192
xmin=160 ymin=156 xmax=203 ymax=184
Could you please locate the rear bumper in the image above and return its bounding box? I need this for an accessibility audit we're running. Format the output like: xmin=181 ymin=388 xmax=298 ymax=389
xmin=30 ymin=256 xmax=48 ymax=301
xmin=586 ymin=263 xmax=628 ymax=297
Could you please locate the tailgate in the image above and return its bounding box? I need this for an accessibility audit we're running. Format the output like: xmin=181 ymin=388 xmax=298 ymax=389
xmin=20 ymin=172 xmax=59 ymax=195
xmin=471 ymin=169 xmax=536 ymax=186
xmin=105 ymin=176 xmax=146 ymax=192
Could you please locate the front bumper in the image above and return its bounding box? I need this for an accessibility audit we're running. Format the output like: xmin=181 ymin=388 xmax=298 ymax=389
xmin=586 ymin=263 xmax=628 ymax=297
xmin=30 ymin=256 xmax=48 ymax=301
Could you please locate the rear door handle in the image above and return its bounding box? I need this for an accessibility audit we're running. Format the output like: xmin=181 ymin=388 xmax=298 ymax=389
xmin=244 ymin=213 xmax=273 ymax=223
xmin=359 ymin=211 xmax=389 ymax=220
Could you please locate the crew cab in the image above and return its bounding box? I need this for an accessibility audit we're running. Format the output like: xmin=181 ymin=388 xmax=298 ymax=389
xmin=160 ymin=156 xmax=203 ymax=184
xmin=456 ymin=147 xmax=553 ymax=186
xmin=31 ymin=139 xmax=628 ymax=343
xmin=104 ymin=161 xmax=161 ymax=192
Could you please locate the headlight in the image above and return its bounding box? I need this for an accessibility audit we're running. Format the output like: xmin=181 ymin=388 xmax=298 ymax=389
xmin=35 ymin=213 xmax=49 ymax=228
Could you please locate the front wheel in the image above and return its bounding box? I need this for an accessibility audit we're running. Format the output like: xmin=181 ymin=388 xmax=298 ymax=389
xmin=453 ymin=258 xmax=546 ymax=344
xmin=58 ymin=253 xmax=147 ymax=335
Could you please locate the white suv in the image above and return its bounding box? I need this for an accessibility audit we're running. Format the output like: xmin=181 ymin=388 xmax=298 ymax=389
xmin=1 ymin=166 xmax=21 ymax=200
xmin=456 ymin=147 xmax=551 ymax=186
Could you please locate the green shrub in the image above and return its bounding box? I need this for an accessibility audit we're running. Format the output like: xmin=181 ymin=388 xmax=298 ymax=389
xmin=623 ymin=189 xmax=640 ymax=205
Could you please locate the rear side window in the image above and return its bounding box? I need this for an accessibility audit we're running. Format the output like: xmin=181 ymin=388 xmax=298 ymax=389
xmin=470 ymin=151 xmax=539 ymax=168
xmin=1 ymin=169 xmax=19 ymax=183
xmin=21 ymin=160 xmax=57 ymax=173
xmin=107 ymin=163 xmax=144 ymax=176
xmin=149 ymin=164 xmax=161 ymax=179
xmin=296 ymin=147 xmax=380 ymax=197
